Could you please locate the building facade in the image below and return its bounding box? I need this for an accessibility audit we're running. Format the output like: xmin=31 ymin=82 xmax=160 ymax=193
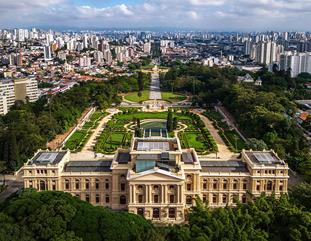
xmin=19 ymin=136 xmax=289 ymax=224
xmin=0 ymin=77 xmax=38 ymax=115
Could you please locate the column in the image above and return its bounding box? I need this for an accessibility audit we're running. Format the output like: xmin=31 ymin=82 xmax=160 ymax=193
xmin=133 ymin=185 xmax=136 ymax=203
xmin=178 ymin=185 xmax=182 ymax=203
xmin=164 ymin=185 xmax=168 ymax=204
xmin=161 ymin=185 xmax=164 ymax=203
xmin=129 ymin=185 xmax=133 ymax=203
xmin=148 ymin=185 xmax=152 ymax=203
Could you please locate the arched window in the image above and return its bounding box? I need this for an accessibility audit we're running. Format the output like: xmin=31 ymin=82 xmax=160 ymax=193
xmin=75 ymin=179 xmax=80 ymax=190
xmin=233 ymin=179 xmax=238 ymax=190
xmin=186 ymin=195 xmax=192 ymax=205
xmin=213 ymin=179 xmax=218 ymax=190
xmin=243 ymin=180 xmax=247 ymax=190
xmin=137 ymin=208 xmax=144 ymax=216
xmin=267 ymin=181 xmax=273 ymax=191
xmin=120 ymin=195 xmax=126 ymax=205
xmin=169 ymin=208 xmax=176 ymax=218
xmin=65 ymin=179 xmax=70 ymax=190
xmin=95 ymin=179 xmax=100 ymax=189
xmin=223 ymin=179 xmax=228 ymax=190
xmin=40 ymin=180 xmax=46 ymax=191
xmin=242 ymin=194 xmax=247 ymax=203
xmin=153 ymin=185 xmax=159 ymax=191
xmin=186 ymin=175 xmax=192 ymax=181
xmin=52 ymin=180 xmax=56 ymax=190
xmin=153 ymin=208 xmax=160 ymax=218
xmin=85 ymin=179 xmax=90 ymax=190
xmin=105 ymin=195 xmax=110 ymax=203
xmin=212 ymin=194 xmax=217 ymax=204
xmin=203 ymin=179 xmax=207 ymax=190
xmin=222 ymin=194 xmax=227 ymax=204
xmin=138 ymin=185 xmax=143 ymax=190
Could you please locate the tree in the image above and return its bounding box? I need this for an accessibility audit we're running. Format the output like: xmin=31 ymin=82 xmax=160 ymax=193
xmin=289 ymin=183 xmax=311 ymax=211
xmin=173 ymin=117 xmax=178 ymax=130
xmin=247 ymin=138 xmax=268 ymax=151
xmin=167 ymin=111 xmax=173 ymax=132
xmin=137 ymin=71 xmax=144 ymax=92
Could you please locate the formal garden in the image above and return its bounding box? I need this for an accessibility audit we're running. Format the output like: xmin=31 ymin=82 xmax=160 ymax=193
xmin=203 ymin=110 xmax=246 ymax=152
xmin=64 ymin=110 xmax=107 ymax=152
xmin=124 ymin=90 xmax=150 ymax=103
xmin=94 ymin=108 xmax=218 ymax=155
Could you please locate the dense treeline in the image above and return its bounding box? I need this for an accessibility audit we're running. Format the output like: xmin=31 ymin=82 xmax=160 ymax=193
xmin=110 ymin=72 xmax=150 ymax=93
xmin=0 ymin=190 xmax=161 ymax=241
xmin=0 ymin=81 xmax=121 ymax=172
xmin=0 ymin=184 xmax=310 ymax=241
xmin=164 ymin=189 xmax=311 ymax=241
xmin=161 ymin=62 xmax=311 ymax=180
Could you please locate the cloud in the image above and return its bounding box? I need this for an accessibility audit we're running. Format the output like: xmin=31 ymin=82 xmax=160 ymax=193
xmin=0 ymin=0 xmax=310 ymax=30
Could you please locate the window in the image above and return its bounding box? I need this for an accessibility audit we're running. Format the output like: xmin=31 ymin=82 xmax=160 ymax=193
xmin=169 ymin=185 xmax=174 ymax=190
xmin=85 ymin=194 xmax=90 ymax=202
xmin=153 ymin=208 xmax=160 ymax=219
xmin=232 ymin=194 xmax=238 ymax=203
xmin=279 ymin=181 xmax=284 ymax=192
xmin=121 ymin=183 xmax=126 ymax=191
xmin=96 ymin=194 xmax=100 ymax=204
xmin=187 ymin=183 xmax=192 ymax=191
xmin=154 ymin=195 xmax=159 ymax=203
xmin=233 ymin=180 xmax=238 ymax=190
xmin=120 ymin=195 xmax=126 ymax=205
xmin=29 ymin=170 xmax=32 ymax=175
xmin=75 ymin=179 xmax=80 ymax=190
xmin=242 ymin=195 xmax=247 ymax=203
xmin=52 ymin=180 xmax=56 ymax=190
xmin=105 ymin=195 xmax=110 ymax=203
xmin=223 ymin=180 xmax=228 ymax=190
xmin=203 ymin=180 xmax=207 ymax=190
xmin=138 ymin=185 xmax=143 ymax=191
xmin=213 ymin=180 xmax=218 ymax=190
xmin=138 ymin=195 xmax=143 ymax=203
xmin=137 ymin=208 xmax=144 ymax=216
xmin=222 ymin=194 xmax=227 ymax=204
xmin=153 ymin=185 xmax=159 ymax=190
xmin=203 ymin=195 xmax=207 ymax=202
xmin=65 ymin=179 xmax=70 ymax=190
xmin=267 ymin=181 xmax=273 ymax=191
xmin=40 ymin=180 xmax=46 ymax=191
xmin=44 ymin=170 xmax=47 ymax=174
xmin=212 ymin=194 xmax=217 ymax=204
xmin=85 ymin=179 xmax=90 ymax=190
xmin=29 ymin=180 xmax=33 ymax=188
xmin=186 ymin=175 xmax=191 ymax=180
xmin=169 ymin=208 xmax=176 ymax=218
xmin=243 ymin=181 xmax=247 ymax=190
xmin=186 ymin=195 xmax=192 ymax=205
xmin=256 ymin=181 xmax=260 ymax=191
xmin=169 ymin=195 xmax=175 ymax=203
xmin=95 ymin=179 xmax=100 ymax=189
xmin=105 ymin=182 xmax=109 ymax=190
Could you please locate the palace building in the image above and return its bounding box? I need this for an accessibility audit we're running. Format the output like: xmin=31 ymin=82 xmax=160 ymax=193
xmin=18 ymin=136 xmax=289 ymax=223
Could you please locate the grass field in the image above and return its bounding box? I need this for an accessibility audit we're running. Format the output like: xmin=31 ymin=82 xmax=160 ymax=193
xmin=161 ymin=92 xmax=186 ymax=103
xmin=124 ymin=90 xmax=150 ymax=103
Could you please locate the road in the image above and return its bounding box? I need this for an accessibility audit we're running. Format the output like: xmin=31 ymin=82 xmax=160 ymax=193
xmin=149 ymin=70 xmax=162 ymax=100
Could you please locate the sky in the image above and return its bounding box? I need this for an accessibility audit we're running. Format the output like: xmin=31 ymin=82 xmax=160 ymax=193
xmin=0 ymin=0 xmax=310 ymax=31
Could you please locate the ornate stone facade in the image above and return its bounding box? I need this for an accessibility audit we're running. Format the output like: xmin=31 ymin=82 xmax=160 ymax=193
xmin=18 ymin=136 xmax=289 ymax=224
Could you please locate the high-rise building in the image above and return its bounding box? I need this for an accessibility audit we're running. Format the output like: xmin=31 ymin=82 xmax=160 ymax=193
xmin=143 ymin=42 xmax=151 ymax=54
xmin=44 ymin=45 xmax=52 ymax=61
xmin=0 ymin=78 xmax=38 ymax=114
xmin=252 ymin=41 xmax=283 ymax=65
xmin=79 ymin=56 xmax=92 ymax=67
xmin=280 ymin=51 xmax=311 ymax=77
xmin=0 ymin=92 xmax=8 ymax=115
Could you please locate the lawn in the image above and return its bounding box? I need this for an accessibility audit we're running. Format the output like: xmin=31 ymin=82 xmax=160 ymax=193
xmin=161 ymin=92 xmax=186 ymax=103
xmin=184 ymin=132 xmax=206 ymax=150
xmin=64 ymin=130 xmax=88 ymax=151
xmin=124 ymin=90 xmax=150 ymax=103
xmin=95 ymin=131 xmax=132 ymax=154
xmin=115 ymin=111 xmax=169 ymax=121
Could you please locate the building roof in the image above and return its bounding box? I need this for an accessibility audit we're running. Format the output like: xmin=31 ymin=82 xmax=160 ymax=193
xmin=64 ymin=160 xmax=112 ymax=172
xmin=182 ymin=152 xmax=195 ymax=163
xmin=244 ymin=151 xmax=285 ymax=166
xmin=200 ymin=160 xmax=248 ymax=173
xmin=116 ymin=152 xmax=131 ymax=164
xmin=30 ymin=151 xmax=67 ymax=165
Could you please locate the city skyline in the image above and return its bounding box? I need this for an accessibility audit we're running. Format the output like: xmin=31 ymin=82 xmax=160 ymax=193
xmin=0 ymin=0 xmax=311 ymax=31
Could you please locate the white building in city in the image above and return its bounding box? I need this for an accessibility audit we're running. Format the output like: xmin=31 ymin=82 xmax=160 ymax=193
xmin=280 ymin=52 xmax=311 ymax=77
